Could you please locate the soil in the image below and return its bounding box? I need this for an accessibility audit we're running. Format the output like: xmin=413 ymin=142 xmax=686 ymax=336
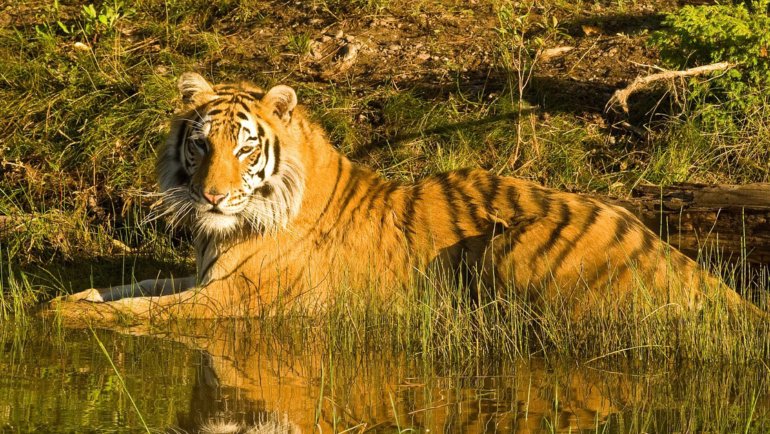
xmin=197 ymin=1 xmax=679 ymax=115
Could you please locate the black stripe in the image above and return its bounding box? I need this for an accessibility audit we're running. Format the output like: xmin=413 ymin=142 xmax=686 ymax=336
xmin=625 ymin=227 xmax=657 ymax=268
xmin=481 ymin=174 xmax=499 ymax=209
xmin=207 ymin=98 xmax=229 ymax=109
xmin=363 ymin=180 xmax=390 ymax=216
xmin=247 ymin=91 xmax=265 ymax=100
xmin=455 ymin=167 xmax=471 ymax=178
xmin=496 ymin=216 xmax=538 ymax=262
xmin=257 ymin=123 xmax=265 ymax=138
xmin=314 ymin=154 xmax=344 ymax=224
xmin=532 ymin=200 xmax=572 ymax=261
xmin=207 ymin=108 xmax=223 ymax=116
xmin=437 ymin=173 xmax=467 ymax=252
xmin=273 ymin=137 xmax=281 ymax=173
xmin=615 ymin=217 xmax=633 ymax=245
xmin=335 ymin=169 xmax=365 ymax=218
xmin=584 ymin=216 xmax=636 ymax=290
xmin=236 ymin=99 xmax=251 ymax=113
xmin=454 ymin=181 xmax=487 ymax=232
xmin=236 ymin=112 xmax=249 ymax=121
xmin=402 ymin=184 xmax=421 ymax=248
xmin=256 ymin=136 xmax=272 ymax=179
xmin=549 ymin=204 xmax=600 ymax=271
xmin=506 ymin=184 xmax=520 ymax=216
xmin=343 ymin=176 xmax=382 ymax=218
xmin=534 ymin=188 xmax=552 ymax=216
xmin=330 ymin=176 xmax=376 ymax=238
xmin=379 ymin=181 xmax=401 ymax=207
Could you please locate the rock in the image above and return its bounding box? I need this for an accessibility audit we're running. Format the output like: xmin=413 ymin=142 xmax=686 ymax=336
xmin=416 ymin=52 xmax=431 ymax=61
xmin=336 ymin=43 xmax=360 ymax=63
xmin=335 ymin=29 xmax=344 ymax=39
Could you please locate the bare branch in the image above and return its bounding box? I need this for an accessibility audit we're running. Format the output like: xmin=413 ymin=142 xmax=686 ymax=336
xmin=606 ymin=61 xmax=736 ymax=113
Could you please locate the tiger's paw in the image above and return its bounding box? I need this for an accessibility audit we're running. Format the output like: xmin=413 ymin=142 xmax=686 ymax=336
xmin=38 ymin=293 xmax=120 ymax=328
xmin=63 ymin=288 xmax=106 ymax=302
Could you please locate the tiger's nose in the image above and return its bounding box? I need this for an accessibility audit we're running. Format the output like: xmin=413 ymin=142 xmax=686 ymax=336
xmin=203 ymin=190 xmax=227 ymax=206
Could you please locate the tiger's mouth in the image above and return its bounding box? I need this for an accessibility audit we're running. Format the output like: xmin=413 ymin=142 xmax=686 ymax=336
xmin=195 ymin=209 xmax=241 ymax=235
xmin=188 ymin=193 xmax=251 ymax=235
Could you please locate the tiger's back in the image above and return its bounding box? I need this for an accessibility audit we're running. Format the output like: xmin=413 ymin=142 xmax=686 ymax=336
xmin=306 ymin=165 xmax=716 ymax=317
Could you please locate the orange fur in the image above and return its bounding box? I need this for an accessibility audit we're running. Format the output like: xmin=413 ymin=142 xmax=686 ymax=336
xmin=54 ymin=73 xmax=765 ymax=323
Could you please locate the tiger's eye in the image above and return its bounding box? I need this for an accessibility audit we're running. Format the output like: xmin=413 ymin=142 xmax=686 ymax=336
xmin=237 ymin=146 xmax=254 ymax=157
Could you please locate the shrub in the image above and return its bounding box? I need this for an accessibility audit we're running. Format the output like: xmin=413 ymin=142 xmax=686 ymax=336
xmin=651 ymin=1 xmax=770 ymax=114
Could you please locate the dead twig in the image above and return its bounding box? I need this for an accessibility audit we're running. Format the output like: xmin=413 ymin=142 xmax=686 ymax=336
xmin=538 ymin=46 xmax=574 ymax=62
xmin=606 ymin=61 xmax=736 ymax=113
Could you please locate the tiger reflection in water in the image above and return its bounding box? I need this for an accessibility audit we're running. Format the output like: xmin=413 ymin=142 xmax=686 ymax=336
xmin=162 ymin=321 xmax=635 ymax=434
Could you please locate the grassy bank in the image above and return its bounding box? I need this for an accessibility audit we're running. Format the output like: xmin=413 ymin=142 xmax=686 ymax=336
xmin=2 ymin=0 xmax=770 ymax=363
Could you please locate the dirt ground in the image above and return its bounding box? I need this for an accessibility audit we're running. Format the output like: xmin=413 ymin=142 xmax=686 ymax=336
xmin=0 ymin=0 xmax=680 ymax=115
xmin=203 ymin=1 xmax=673 ymax=116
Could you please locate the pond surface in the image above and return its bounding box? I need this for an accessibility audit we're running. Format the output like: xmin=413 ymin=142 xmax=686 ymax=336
xmin=1 ymin=319 xmax=769 ymax=433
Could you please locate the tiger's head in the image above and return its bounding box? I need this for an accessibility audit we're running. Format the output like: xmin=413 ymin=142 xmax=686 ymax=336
xmin=156 ymin=73 xmax=305 ymax=238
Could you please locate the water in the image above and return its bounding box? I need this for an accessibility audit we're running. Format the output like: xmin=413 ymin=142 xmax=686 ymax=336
xmin=1 ymin=319 xmax=769 ymax=433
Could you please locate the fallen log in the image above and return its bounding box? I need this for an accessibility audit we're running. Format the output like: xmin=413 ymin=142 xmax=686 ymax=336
xmin=606 ymin=183 xmax=770 ymax=265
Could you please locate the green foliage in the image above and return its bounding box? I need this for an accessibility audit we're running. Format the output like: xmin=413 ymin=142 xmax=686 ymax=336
xmin=651 ymin=2 xmax=770 ymax=113
xmin=80 ymin=1 xmax=132 ymax=37
xmin=286 ymin=33 xmax=311 ymax=55
xmin=36 ymin=0 xmax=132 ymax=41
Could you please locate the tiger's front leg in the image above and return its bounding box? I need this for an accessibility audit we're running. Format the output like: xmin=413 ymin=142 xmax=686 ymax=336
xmin=46 ymin=279 xmax=246 ymax=326
xmin=64 ymin=276 xmax=197 ymax=302
xmin=47 ymin=276 xmax=204 ymax=326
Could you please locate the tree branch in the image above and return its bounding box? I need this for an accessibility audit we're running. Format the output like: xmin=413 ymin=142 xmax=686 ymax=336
xmin=606 ymin=61 xmax=736 ymax=113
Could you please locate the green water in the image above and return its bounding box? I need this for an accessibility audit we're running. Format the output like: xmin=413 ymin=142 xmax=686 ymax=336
xmin=1 ymin=319 xmax=769 ymax=433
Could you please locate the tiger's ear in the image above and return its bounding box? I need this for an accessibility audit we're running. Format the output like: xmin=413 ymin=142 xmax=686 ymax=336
xmin=178 ymin=72 xmax=214 ymax=104
xmin=263 ymin=85 xmax=297 ymax=124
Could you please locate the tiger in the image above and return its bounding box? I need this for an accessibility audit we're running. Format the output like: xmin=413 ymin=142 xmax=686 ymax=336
xmin=51 ymin=72 xmax=767 ymax=323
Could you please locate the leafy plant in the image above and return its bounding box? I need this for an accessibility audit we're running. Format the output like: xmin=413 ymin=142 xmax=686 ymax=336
xmin=80 ymin=1 xmax=129 ymax=37
xmin=651 ymin=1 xmax=770 ymax=113
xmin=35 ymin=1 xmax=132 ymax=42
